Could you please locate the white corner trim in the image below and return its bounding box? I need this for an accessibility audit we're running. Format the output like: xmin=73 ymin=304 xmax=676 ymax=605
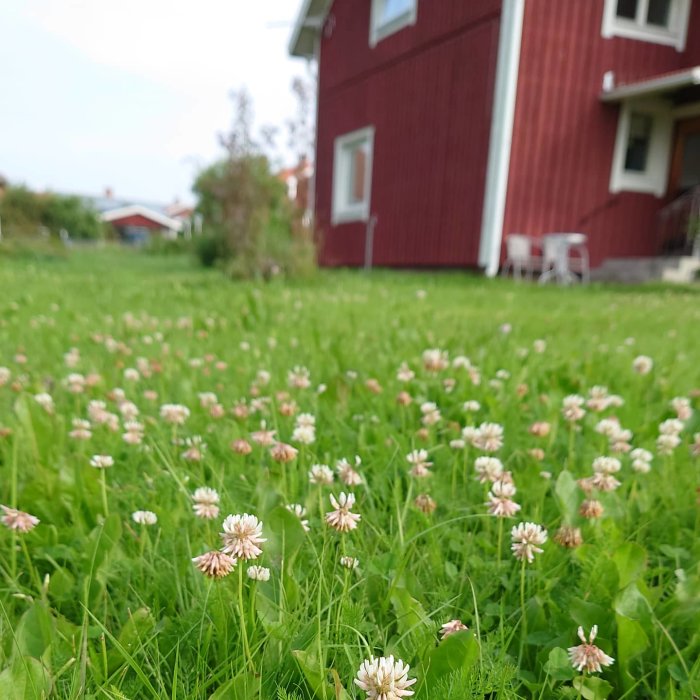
xmin=601 ymin=0 xmax=691 ymax=52
xmin=479 ymin=0 xmax=526 ymax=277
xmin=331 ymin=126 xmax=375 ymax=226
xmin=609 ymin=100 xmax=674 ymax=198
xmin=369 ymin=0 xmax=418 ymax=48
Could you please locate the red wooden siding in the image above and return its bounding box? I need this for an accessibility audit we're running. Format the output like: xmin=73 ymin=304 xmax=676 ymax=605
xmin=315 ymin=0 xmax=501 ymax=266
xmin=504 ymin=0 xmax=700 ymax=267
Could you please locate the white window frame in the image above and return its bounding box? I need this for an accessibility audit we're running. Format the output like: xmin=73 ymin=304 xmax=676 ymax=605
xmin=601 ymin=0 xmax=691 ymax=51
xmin=331 ymin=126 xmax=375 ymax=225
xmin=609 ymin=99 xmax=674 ymax=197
xmin=369 ymin=0 xmax=418 ymax=47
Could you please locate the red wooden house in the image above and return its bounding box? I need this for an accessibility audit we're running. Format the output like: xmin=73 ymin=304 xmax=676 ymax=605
xmin=289 ymin=0 xmax=700 ymax=274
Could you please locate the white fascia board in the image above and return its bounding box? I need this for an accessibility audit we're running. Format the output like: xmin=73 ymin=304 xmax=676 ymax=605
xmin=478 ymin=0 xmax=526 ymax=276
xmin=289 ymin=0 xmax=330 ymax=58
xmin=601 ymin=66 xmax=700 ymax=103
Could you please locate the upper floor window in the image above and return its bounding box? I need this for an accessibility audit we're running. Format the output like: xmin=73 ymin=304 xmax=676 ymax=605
xmin=332 ymin=126 xmax=374 ymax=225
xmin=601 ymin=0 xmax=691 ymax=50
xmin=370 ymin=0 xmax=418 ymax=47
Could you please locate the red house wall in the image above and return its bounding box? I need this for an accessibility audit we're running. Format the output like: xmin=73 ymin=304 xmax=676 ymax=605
xmin=315 ymin=0 xmax=502 ymax=267
xmin=504 ymin=0 xmax=700 ymax=267
xmin=108 ymin=214 xmax=164 ymax=229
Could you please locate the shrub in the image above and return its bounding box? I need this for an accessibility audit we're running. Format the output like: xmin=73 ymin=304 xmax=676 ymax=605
xmin=0 ymin=185 xmax=104 ymax=240
xmin=191 ymin=90 xmax=316 ymax=280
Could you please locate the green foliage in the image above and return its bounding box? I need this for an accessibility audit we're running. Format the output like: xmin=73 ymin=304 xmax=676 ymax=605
xmin=0 ymin=185 xmax=103 ymax=240
xmin=191 ymin=90 xmax=315 ymax=279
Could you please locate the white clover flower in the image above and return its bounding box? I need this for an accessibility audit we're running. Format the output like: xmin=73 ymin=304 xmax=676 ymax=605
xmin=475 ymin=422 xmax=504 ymax=452
xmin=309 ymin=464 xmax=334 ymax=485
xmin=1 ymin=505 xmax=40 ymax=533
xmin=288 ymin=366 xmax=311 ymax=389
xmin=406 ymin=449 xmax=432 ymax=478
xmin=486 ymin=479 xmax=521 ymax=517
xmin=355 ymin=655 xmax=416 ymax=699
xmin=568 ymin=625 xmax=615 ymax=673
xmin=160 ymin=403 xmax=190 ymax=425
xmin=474 ymin=456 xmax=503 ymax=484
xmin=422 ymin=348 xmax=449 ymax=372
xmin=292 ymin=424 xmax=316 ymax=445
xmin=337 ymin=457 xmax=363 ymax=486
xmin=192 ymin=487 xmax=220 ymax=519
xmin=659 ymin=418 xmax=684 ymax=436
xmin=89 ymin=454 xmax=114 ymax=469
xmin=562 ymin=395 xmax=586 ymax=422
xmin=440 ymin=619 xmax=468 ymax=639
xmin=295 ymin=412 xmax=316 ymax=428
xmin=511 ymin=522 xmax=547 ymax=563
xmin=132 ymin=510 xmax=157 ymax=525
xmin=247 ymin=565 xmax=270 ymax=582
xmin=34 ymin=393 xmax=55 ymax=414
xmin=670 ymin=396 xmax=692 ymax=421
xmin=396 ymin=362 xmax=415 ymax=382
xmin=220 ymin=513 xmax=266 ymax=560
xmin=632 ymin=355 xmax=653 ymax=375
xmin=325 ymin=492 xmax=361 ymax=532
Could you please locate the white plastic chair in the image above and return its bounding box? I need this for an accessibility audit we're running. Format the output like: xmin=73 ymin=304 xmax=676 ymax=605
xmin=501 ymin=234 xmax=540 ymax=280
xmin=539 ymin=233 xmax=589 ymax=285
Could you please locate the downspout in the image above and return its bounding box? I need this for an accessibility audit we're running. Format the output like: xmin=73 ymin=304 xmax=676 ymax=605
xmin=478 ymin=0 xmax=525 ymax=277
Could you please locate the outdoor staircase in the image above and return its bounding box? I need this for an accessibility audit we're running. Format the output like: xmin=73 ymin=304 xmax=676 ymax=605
xmin=591 ymin=255 xmax=700 ymax=284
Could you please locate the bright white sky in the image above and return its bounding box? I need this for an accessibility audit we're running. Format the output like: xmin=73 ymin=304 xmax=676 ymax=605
xmin=0 ymin=0 xmax=308 ymax=204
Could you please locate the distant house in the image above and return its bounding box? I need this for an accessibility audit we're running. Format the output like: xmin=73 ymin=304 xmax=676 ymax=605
xmin=278 ymin=158 xmax=314 ymax=225
xmin=85 ymin=189 xmax=198 ymax=244
xmin=101 ymin=204 xmax=183 ymax=243
xmin=289 ymin=0 xmax=700 ymax=273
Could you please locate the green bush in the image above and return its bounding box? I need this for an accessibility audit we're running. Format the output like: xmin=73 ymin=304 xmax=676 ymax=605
xmin=191 ymin=90 xmax=316 ymax=280
xmin=194 ymin=234 xmax=225 ymax=268
xmin=0 ymin=185 xmax=104 ymax=240
xmin=144 ymin=236 xmax=193 ymax=257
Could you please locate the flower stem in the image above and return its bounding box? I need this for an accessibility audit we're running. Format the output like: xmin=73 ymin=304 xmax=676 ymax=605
xmin=496 ymin=518 xmax=504 ymax=569
xmin=100 ymin=470 xmax=109 ymax=518
xmin=518 ymin=558 xmax=527 ymax=665
xmin=20 ymin=536 xmax=42 ymax=593
xmin=237 ymin=564 xmax=254 ymax=673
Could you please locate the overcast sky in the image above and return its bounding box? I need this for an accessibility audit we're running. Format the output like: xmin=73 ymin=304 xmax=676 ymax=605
xmin=0 ymin=0 xmax=308 ymax=204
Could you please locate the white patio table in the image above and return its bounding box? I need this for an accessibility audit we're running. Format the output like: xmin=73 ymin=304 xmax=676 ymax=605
xmin=538 ymin=233 xmax=588 ymax=285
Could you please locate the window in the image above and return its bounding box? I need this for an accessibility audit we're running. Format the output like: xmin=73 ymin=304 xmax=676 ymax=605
xmin=370 ymin=0 xmax=417 ymax=46
xmin=609 ymin=101 xmax=674 ymax=196
xmin=624 ymin=113 xmax=653 ymax=172
xmin=332 ymin=127 xmax=374 ymax=224
xmin=601 ymin=0 xmax=690 ymax=50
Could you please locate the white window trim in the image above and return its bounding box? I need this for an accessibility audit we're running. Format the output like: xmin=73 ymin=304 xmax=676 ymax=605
xmin=331 ymin=126 xmax=375 ymax=225
xmin=369 ymin=0 xmax=418 ymax=47
xmin=601 ymin=0 xmax=691 ymax=51
xmin=609 ymin=99 xmax=674 ymax=197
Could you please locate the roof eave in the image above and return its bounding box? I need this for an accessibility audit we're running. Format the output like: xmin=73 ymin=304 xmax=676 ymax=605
xmin=288 ymin=0 xmax=329 ymax=58
xmin=600 ymin=66 xmax=700 ymax=102
xmin=101 ymin=205 xmax=183 ymax=231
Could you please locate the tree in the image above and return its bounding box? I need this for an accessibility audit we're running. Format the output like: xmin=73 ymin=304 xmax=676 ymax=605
xmin=192 ymin=89 xmax=315 ymax=278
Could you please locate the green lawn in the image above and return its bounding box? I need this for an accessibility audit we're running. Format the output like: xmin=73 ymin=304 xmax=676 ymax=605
xmin=0 ymin=249 xmax=698 ymax=699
